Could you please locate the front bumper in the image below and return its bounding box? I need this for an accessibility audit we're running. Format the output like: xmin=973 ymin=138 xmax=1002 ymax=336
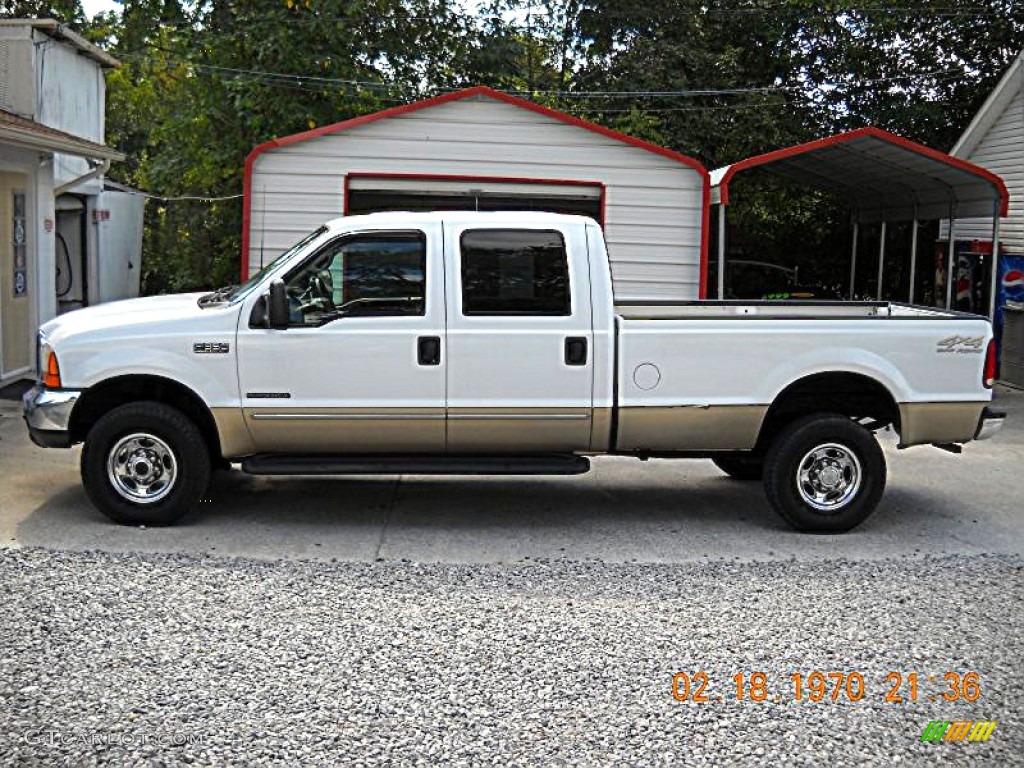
xmin=974 ymin=406 xmax=1006 ymax=441
xmin=23 ymin=384 xmax=82 ymax=448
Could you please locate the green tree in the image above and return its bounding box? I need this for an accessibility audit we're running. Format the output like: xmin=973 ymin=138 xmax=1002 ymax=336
xmin=0 ymin=0 xmax=83 ymax=22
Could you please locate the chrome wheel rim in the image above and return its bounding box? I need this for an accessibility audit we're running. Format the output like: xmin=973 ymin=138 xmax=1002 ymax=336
xmin=796 ymin=442 xmax=862 ymax=512
xmin=107 ymin=433 xmax=177 ymax=504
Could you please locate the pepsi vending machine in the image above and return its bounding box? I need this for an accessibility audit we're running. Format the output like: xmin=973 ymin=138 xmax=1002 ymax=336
xmin=953 ymin=241 xmax=990 ymax=314
xmin=996 ymin=254 xmax=1024 ymax=382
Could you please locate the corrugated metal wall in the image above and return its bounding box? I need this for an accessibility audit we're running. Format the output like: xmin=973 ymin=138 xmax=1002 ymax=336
xmin=247 ymin=94 xmax=705 ymax=302
xmin=950 ymin=86 xmax=1024 ymax=253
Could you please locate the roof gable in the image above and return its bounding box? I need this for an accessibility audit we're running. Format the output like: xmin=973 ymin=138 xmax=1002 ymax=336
xmin=247 ymin=86 xmax=706 ymax=176
xmin=952 ymin=52 xmax=1024 ymax=159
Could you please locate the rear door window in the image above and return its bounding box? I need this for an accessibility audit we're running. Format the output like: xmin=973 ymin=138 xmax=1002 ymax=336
xmin=459 ymin=229 xmax=570 ymax=316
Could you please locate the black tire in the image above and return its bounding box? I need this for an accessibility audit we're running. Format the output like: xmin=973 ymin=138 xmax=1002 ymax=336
xmin=712 ymin=454 xmax=764 ymax=481
xmin=763 ymin=413 xmax=886 ymax=533
xmin=81 ymin=401 xmax=210 ymax=526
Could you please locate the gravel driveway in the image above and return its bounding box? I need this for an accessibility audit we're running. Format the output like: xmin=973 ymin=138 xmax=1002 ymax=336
xmin=1 ymin=547 xmax=1020 ymax=766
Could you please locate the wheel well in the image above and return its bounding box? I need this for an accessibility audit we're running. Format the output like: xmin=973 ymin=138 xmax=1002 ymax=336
xmin=757 ymin=372 xmax=900 ymax=451
xmin=69 ymin=375 xmax=222 ymax=459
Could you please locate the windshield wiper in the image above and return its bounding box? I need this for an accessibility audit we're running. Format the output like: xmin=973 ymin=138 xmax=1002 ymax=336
xmin=198 ymin=284 xmax=238 ymax=307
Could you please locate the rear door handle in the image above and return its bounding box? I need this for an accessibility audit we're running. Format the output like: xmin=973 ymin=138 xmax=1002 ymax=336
xmin=418 ymin=336 xmax=441 ymax=366
xmin=565 ymin=336 xmax=588 ymax=366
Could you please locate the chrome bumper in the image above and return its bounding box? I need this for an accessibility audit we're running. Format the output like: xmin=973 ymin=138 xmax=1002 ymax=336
xmin=23 ymin=384 xmax=81 ymax=446
xmin=974 ymin=407 xmax=1006 ymax=441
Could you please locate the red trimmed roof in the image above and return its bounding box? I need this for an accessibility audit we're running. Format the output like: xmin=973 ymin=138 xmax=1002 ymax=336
xmin=711 ymin=126 xmax=1008 ymax=222
xmin=245 ymin=85 xmax=707 ymax=175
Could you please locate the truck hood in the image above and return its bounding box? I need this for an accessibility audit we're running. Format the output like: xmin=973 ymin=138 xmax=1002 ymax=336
xmin=41 ymin=293 xmax=219 ymax=345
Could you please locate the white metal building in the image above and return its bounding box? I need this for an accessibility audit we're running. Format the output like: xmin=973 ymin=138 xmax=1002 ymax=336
xmin=243 ymin=86 xmax=709 ymax=302
xmin=0 ymin=20 xmax=140 ymax=385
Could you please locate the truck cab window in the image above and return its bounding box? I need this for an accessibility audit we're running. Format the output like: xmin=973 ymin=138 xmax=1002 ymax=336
xmin=284 ymin=232 xmax=426 ymax=325
xmin=460 ymin=229 xmax=570 ymax=315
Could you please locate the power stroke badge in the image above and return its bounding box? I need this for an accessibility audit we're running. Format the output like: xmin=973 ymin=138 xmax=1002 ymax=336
xmin=193 ymin=342 xmax=231 ymax=354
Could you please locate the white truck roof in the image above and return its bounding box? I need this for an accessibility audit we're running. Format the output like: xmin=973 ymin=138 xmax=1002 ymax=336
xmin=322 ymin=210 xmax=597 ymax=232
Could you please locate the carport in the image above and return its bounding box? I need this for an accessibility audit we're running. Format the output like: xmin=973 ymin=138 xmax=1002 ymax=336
xmin=710 ymin=127 xmax=1009 ymax=315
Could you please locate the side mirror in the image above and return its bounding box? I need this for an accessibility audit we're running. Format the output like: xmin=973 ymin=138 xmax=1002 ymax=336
xmin=249 ymin=295 xmax=268 ymax=328
xmin=268 ymin=280 xmax=289 ymax=330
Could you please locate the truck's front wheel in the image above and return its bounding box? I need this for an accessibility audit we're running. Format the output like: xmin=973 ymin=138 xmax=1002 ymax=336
xmin=81 ymin=401 xmax=210 ymax=526
xmin=763 ymin=414 xmax=885 ymax=533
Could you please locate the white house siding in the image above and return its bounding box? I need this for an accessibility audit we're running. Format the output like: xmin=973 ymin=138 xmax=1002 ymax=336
xmin=247 ymin=95 xmax=705 ymax=302
xmin=948 ymin=85 xmax=1024 ymax=254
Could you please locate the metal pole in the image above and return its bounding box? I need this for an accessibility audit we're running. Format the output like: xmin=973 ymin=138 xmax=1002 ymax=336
xmin=989 ymin=201 xmax=1001 ymax=321
xmin=849 ymin=222 xmax=859 ymax=300
xmin=717 ymin=204 xmax=726 ymax=300
xmin=876 ymin=221 xmax=887 ymax=300
xmin=946 ymin=208 xmax=957 ymax=309
xmin=908 ymin=214 xmax=919 ymax=305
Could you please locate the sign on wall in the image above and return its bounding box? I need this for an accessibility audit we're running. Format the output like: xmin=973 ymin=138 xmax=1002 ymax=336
xmin=12 ymin=191 xmax=26 ymax=297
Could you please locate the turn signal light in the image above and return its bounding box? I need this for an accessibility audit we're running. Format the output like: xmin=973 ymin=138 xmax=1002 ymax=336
xmin=43 ymin=351 xmax=62 ymax=389
xmin=983 ymin=338 xmax=997 ymax=389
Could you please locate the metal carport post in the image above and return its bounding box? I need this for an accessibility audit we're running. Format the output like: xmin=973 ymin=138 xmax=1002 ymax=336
xmin=908 ymin=209 xmax=919 ymax=305
xmin=717 ymin=204 xmax=726 ymax=299
xmin=849 ymin=221 xmax=859 ymax=299
xmin=989 ymin=198 xmax=1002 ymax=320
xmin=945 ymin=205 xmax=957 ymax=309
xmin=876 ymin=221 xmax=887 ymax=300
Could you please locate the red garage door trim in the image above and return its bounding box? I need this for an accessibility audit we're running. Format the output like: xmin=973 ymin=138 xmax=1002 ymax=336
xmin=241 ymin=86 xmax=710 ymax=297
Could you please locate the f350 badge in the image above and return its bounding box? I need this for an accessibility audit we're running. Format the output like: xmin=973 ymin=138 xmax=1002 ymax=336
xmin=193 ymin=342 xmax=230 ymax=354
xmin=936 ymin=335 xmax=984 ymax=354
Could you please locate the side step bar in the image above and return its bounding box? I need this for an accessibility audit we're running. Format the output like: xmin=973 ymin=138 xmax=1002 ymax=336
xmin=241 ymin=453 xmax=591 ymax=476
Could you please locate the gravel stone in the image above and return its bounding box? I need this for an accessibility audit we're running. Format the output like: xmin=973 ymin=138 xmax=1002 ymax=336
xmin=0 ymin=547 xmax=1020 ymax=766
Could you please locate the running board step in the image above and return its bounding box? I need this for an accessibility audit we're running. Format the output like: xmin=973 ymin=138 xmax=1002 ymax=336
xmin=241 ymin=453 xmax=591 ymax=476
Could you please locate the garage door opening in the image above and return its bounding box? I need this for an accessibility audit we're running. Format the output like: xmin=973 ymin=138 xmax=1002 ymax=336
xmin=344 ymin=175 xmax=604 ymax=223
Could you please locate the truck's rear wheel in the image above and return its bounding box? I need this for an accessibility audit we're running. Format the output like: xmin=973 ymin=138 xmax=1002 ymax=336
xmin=81 ymin=401 xmax=210 ymax=526
xmin=763 ymin=414 xmax=885 ymax=533
xmin=712 ymin=454 xmax=763 ymax=481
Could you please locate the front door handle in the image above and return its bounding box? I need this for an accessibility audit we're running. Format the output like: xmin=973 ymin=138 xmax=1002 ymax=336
xmin=418 ymin=336 xmax=441 ymax=366
xmin=565 ymin=336 xmax=588 ymax=366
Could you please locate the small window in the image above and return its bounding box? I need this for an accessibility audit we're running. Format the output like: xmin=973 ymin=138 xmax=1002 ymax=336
xmin=460 ymin=229 xmax=570 ymax=316
xmin=283 ymin=232 xmax=426 ymax=325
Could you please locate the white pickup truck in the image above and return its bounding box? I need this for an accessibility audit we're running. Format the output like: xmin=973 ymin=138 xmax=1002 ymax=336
xmin=24 ymin=211 xmax=1004 ymax=532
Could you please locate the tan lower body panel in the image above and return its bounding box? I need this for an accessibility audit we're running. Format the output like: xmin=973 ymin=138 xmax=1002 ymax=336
xmin=590 ymin=407 xmax=613 ymax=453
xmin=239 ymin=407 xmax=445 ymax=454
xmin=219 ymin=406 xmax=597 ymax=456
xmin=211 ymin=407 xmax=257 ymax=458
xmin=898 ymin=402 xmax=986 ymax=446
xmin=446 ymin=407 xmax=593 ymax=452
xmin=616 ymin=405 xmax=768 ymax=452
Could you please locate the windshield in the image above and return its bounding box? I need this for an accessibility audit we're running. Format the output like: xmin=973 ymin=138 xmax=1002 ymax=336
xmin=228 ymin=226 xmax=328 ymax=305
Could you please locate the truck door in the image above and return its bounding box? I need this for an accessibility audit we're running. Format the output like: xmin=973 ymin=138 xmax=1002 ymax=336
xmin=442 ymin=220 xmax=594 ymax=452
xmin=236 ymin=223 xmax=446 ymax=453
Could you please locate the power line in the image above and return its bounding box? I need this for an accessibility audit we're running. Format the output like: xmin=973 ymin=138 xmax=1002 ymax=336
xmin=120 ymin=189 xmax=243 ymax=202
xmin=120 ymin=52 xmax=971 ymax=99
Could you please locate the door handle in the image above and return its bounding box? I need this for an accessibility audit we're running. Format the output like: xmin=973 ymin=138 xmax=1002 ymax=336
xmin=418 ymin=336 xmax=441 ymax=366
xmin=564 ymin=336 xmax=588 ymax=366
